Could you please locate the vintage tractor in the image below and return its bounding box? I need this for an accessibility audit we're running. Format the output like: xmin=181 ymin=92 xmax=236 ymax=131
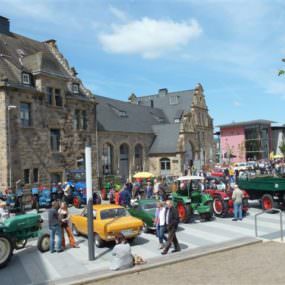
xmin=171 ymin=176 xmax=213 ymax=223
xmin=31 ymin=186 xmax=52 ymax=210
xmin=5 ymin=188 xmax=25 ymax=214
xmin=0 ymin=213 xmax=49 ymax=268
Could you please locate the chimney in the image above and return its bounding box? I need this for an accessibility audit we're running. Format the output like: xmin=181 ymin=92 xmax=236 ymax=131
xmin=0 ymin=16 xmax=10 ymax=35
xmin=158 ymin=88 xmax=168 ymax=96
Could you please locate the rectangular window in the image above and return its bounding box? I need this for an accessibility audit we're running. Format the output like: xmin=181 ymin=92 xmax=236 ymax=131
xmin=74 ymin=109 xmax=81 ymax=129
xmin=22 ymin=73 xmax=31 ymax=85
xmin=50 ymin=129 xmax=60 ymax=152
xmin=82 ymin=110 xmax=87 ymax=130
xmin=33 ymin=168 xmax=39 ymax=183
xmin=169 ymin=95 xmax=178 ymax=105
xmin=20 ymin=102 xmax=31 ymax=127
xmin=54 ymin=89 xmax=62 ymax=106
xmin=72 ymin=83 xmax=79 ymax=94
xmin=24 ymin=169 xmax=30 ymax=184
xmin=47 ymin=87 xmax=53 ymax=105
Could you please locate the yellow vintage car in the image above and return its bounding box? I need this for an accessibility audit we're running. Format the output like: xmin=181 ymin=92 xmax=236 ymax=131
xmin=70 ymin=204 xmax=143 ymax=247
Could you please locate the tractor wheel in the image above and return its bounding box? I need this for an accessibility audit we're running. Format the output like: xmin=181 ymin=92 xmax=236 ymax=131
xmin=37 ymin=233 xmax=50 ymax=253
xmin=0 ymin=234 xmax=13 ymax=269
xmin=213 ymin=196 xmax=228 ymax=218
xmin=261 ymin=194 xmax=277 ymax=213
xmin=14 ymin=239 xmax=27 ymax=250
xmin=73 ymin=197 xmax=81 ymax=209
xmin=94 ymin=234 xmax=105 ymax=248
xmin=177 ymin=203 xmax=191 ymax=223
xmin=72 ymin=224 xmax=79 ymax=236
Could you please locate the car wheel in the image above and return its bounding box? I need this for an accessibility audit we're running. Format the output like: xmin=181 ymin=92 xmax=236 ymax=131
xmin=94 ymin=234 xmax=104 ymax=248
xmin=14 ymin=239 xmax=28 ymax=250
xmin=72 ymin=224 xmax=79 ymax=236
xmin=213 ymin=196 xmax=228 ymax=217
xmin=142 ymin=223 xmax=149 ymax=233
xmin=0 ymin=234 xmax=13 ymax=268
xmin=37 ymin=233 xmax=50 ymax=253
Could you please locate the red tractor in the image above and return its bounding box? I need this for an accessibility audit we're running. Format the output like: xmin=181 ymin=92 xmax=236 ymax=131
xmin=204 ymin=188 xmax=249 ymax=218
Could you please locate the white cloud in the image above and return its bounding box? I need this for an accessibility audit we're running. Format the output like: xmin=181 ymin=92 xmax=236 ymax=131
xmin=265 ymin=81 xmax=285 ymax=100
xmin=98 ymin=18 xmax=202 ymax=59
xmin=233 ymin=100 xmax=241 ymax=107
xmin=109 ymin=5 xmax=128 ymax=22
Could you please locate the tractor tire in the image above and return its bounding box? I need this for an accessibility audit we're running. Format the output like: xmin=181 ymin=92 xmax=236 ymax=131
xmin=73 ymin=196 xmax=81 ymax=209
xmin=14 ymin=239 xmax=28 ymax=250
xmin=94 ymin=234 xmax=105 ymax=248
xmin=0 ymin=234 xmax=13 ymax=269
xmin=37 ymin=233 xmax=50 ymax=253
xmin=177 ymin=203 xmax=191 ymax=223
xmin=213 ymin=196 xmax=228 ymax=218
xmin=261 ymin=194 xmax=277 ymax=213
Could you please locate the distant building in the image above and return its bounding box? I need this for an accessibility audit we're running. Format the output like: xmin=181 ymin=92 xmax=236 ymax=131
xmin=218 ymin=120 xmax=273 ymax=163
xmin=0 ymin=16 xmax=97 ymax=192
xmin=271 ymin=126 xmax=285 ymax=157
xmin=96 ymin=84 xmax=215 ymax=179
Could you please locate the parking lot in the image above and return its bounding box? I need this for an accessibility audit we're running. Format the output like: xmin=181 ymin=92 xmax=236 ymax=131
xmin=1 ymin=201 xmax=285 ymax=285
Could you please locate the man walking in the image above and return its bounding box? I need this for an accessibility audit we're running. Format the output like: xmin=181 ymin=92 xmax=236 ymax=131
xmin=232 ymin=184 xmax=244 ymax=221
xmin=48 ymin=201 xmax=63 ymax=253
xmin=161 ymin=200 xmax=181 ymax=255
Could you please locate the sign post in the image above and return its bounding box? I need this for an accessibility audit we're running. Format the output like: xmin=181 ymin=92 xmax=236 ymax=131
xmin=85 ymin=144 xmax=95 ymax=260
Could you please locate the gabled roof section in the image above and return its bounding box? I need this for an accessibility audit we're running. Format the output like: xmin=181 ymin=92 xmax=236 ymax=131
xmin=217 ymin=119 xmax=275 ymax=128
xmin=149 ymin=124 xmax=180 ymax=154
xmin=136 ymin=89 xmax=194 ymax=123
xmin=95 ymin=95 xmax=169 ymax=133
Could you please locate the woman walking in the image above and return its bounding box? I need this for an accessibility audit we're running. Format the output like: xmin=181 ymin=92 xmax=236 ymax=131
xmin=58 ymin=202 xmax=79 ymax=249
xmin=155 ymin=201 xmax=167 ymax=249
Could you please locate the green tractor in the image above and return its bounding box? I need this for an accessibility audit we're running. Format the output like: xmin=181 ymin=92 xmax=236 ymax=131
xmin=0 ymin=213 xmax=50 ymax=268
xmin=171 ymin=176 xmax=213 ymax=223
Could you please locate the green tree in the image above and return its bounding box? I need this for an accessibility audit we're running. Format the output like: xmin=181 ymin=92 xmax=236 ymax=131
xmin=279 ymin=141 xmax=285 ymax=158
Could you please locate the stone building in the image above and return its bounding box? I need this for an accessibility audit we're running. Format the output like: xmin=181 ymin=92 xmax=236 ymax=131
xmin=0 ymin=16 xmax=97 ymax=192
xmin=96 ymin=84 xmax=214 ymax=179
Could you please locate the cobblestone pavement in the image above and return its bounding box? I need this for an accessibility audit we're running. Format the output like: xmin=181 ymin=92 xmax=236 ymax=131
xmin=93 ymin=241 xmax=285 ymax=285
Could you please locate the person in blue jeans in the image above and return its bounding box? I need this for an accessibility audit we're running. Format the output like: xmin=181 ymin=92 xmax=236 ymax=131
xmin=48 ymin=201 xmax=63 ymax=253
xmin=155 ymin=202 xmax=167 ymax=249
xmin=232 ymin=184 xmax=244 ymax=221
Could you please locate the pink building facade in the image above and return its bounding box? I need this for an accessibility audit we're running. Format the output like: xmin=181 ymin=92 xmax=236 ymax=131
xmin=220 ymin=126 xmax=246 ymax=163
xmin=219 ymin=120 xmax=272 ymax=163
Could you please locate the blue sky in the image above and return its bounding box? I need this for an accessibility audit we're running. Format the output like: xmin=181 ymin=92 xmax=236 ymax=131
xmin=1 ymin=0 xmax=285 ymax=126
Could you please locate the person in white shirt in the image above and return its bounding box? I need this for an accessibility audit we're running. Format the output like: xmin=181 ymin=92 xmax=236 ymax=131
xmin=110 ymin=233 xmax=134 ymax=271
xmin=155 ymin=201 xmax=167 ymax=249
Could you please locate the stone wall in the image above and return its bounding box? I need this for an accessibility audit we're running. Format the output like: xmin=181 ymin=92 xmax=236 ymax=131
xmin=0 ymin=80 xmax=97 ymax=192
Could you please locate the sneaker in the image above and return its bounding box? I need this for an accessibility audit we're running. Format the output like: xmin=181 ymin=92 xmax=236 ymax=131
xmin=56 ymin=249 xmax=64 ymax=253
xmin=232 ymin=218 xmax=238 ymax=221
xmin=159 ymin=244 xmax=164 ymax=249
xmin=161 ymin=251 xmax=167 ymax=255
xmin=50 ymin=250 xmax=55 ymax=254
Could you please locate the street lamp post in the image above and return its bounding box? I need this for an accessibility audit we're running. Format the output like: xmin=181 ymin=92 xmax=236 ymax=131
xmin=7 ymin=105 xmax=17 ymax=189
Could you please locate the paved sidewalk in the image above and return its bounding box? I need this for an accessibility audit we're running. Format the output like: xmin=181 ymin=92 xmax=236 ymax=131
xmin=91 ymin=241 xmax=285 ymax=285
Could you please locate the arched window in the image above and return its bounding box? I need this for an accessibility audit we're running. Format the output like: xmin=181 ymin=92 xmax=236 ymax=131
xmin=160 ymin=158 xmax=170 ymax=175
xmin=119 ymin=143 xmax=129 ymax=178
xmin=102 ymin=143 xmax=113 ymax=175
xmin=135 ymin=144 xmax=143 ymax=171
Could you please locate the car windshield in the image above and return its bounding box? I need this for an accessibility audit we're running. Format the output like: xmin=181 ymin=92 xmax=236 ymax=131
xmin=142 ymin=203 xmax=157 ymax=211
xmin=100 ymin=208 xmax=128 ymax=220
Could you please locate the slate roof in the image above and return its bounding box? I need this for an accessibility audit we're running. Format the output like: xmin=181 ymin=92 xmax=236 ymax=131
xmin=0 ymin=31 xmax=71 ymax=83
xmin=95 ymin=95 xmax=169 ymax=133
xmin=149 ymin=124 xmax=180 ymax=154
xmin=136 ymin=89 xmax=194 ymax=123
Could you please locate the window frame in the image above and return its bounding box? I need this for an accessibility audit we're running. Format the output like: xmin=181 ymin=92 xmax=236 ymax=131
xmin=50 ymin=129 xmax=61 ymax=152
xmin=20 ymin=102 xmax=31 ymax=127
xmin=160 ymin=158 xmax=171 ymax=171
xmin=22 ymin=73 xmax=31 ymax=85
xmin=33 ymin=168 xmax=39 ymax=183
xmin=24 ymin=169 xmax=30 ymax=184
xmin=72 ymin=83 xmax=80 ymax=94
